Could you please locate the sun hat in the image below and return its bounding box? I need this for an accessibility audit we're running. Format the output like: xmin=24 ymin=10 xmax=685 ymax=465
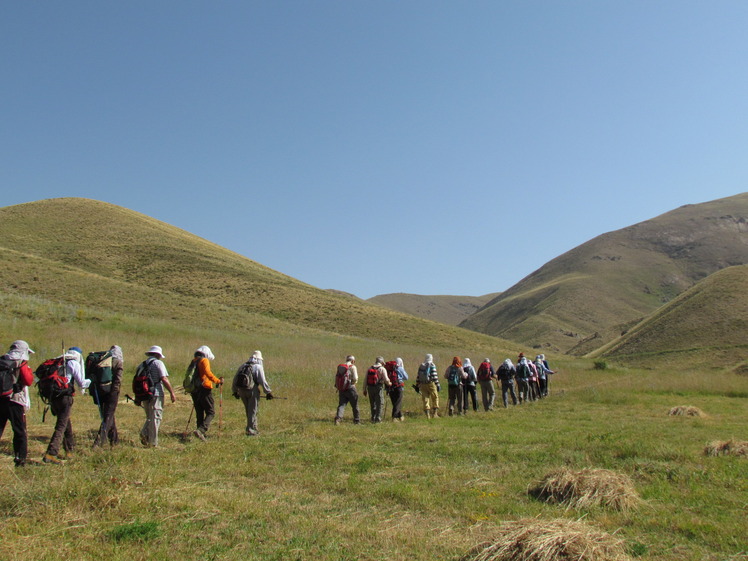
xmin=146 ymin=345 xmax=165 ymax=359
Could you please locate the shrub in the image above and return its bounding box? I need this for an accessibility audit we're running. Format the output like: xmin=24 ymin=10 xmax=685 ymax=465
xmin=593 ymin=360 xmax=608 ymax=370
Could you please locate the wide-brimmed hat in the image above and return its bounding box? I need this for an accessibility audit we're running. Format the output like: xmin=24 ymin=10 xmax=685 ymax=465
xmin=146 ymin=345 xmax=165 ymax=359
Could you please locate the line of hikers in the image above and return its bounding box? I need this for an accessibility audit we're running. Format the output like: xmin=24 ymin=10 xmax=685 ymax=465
xmin=334 ymin=352 xmax=555 ymax=424
xmin=0 ymin=340 xmax=273 ymax=466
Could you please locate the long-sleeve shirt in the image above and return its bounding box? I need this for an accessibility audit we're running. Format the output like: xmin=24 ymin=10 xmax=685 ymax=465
xmin=251 ymin=362 xmax=272 ymax=394
xmin=2 ymin=353 xmax=34 ymax=409
xmin=195 ymin=357 xmax=221 ymax=389
xmin=63 ymin=352 xmax=91 ymax=391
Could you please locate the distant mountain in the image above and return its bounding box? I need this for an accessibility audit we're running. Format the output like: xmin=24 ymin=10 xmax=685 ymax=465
xmin=460 ymin=193 xmax=748 ymax=353
xmin=591 ymin=265 xmax=748 ymax=369
xmin=368 ymin=293 xmax=501 ymax=326
xmin=0 ymin=198 xmax=514 ymax=351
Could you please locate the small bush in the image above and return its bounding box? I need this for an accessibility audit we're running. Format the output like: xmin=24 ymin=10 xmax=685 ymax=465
xmin=593 ymin=360 xmax=608 ymax=370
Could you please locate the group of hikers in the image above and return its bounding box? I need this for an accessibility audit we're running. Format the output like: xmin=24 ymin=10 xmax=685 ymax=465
xmin=334 ymin=352 xmax=555 ymax=424
xmin=1 ymin=337 xmax=555 ymax=467
xmin=0 ymin=340 xmax=273 ymax=467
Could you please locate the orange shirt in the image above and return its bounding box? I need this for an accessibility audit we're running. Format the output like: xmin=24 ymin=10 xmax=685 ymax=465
xmin=196 ymin=357 xmax=221 ymax=389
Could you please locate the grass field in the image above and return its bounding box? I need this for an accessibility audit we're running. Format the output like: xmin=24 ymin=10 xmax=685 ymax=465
xmin=2 ymin=317 xmax=746 ymax=561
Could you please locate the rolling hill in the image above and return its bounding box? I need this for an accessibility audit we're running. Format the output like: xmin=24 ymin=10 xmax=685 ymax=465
xmin=460 ymin=193 xmax=748 ymax=353
xmin=0 ymin=198 xmax=515 ymax=352
xmin=589 ymin=264 xmax=748 ymax=369
xmin=367 ymin=292 xmax=500 ymax=325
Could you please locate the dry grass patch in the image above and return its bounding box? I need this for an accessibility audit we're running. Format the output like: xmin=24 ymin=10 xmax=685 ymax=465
xmin=461 ymin=518 xmax=632 ymax=561
xmin=704 ymin=439 xmax=748 ymax=457
xmin=668 ymin=405 xmax=706 ymax=417
xmin=528 ymin=468 xmax=641 ymax=511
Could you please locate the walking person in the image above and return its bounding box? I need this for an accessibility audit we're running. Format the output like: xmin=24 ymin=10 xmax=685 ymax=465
xmin=386 ymin=358 xmax=408 ymax=422
xmin=188 ymin=346 xmax=223 ymax=441
xmin=462 ymin=358 xmax=478 ymax=413
xmin=497 ymin=359 xmax=518 ymax=408
xmin=92 ymin=345 xmax=124 ymax=447
xmin=477 ymin=358 xmax=496 ymax=411
xmin=137 ymin=346 xmax=176 ymax=448
xmin=416 ymin=354 xmax=440 ymax=418
xmin=333 ymin=355 xmax=360 ymax=425
xmin=363 ymin=357 xmax=391 ymax=423
xmin=43 ymin=346 xmax=91 ymax=464
xmin=515 ymin=354 xmax=532 ymax=404
xmin=445 ymin=356 xmax=466 ymax=416
xmin=231 ymin=350 xmax=273 ymax=436
xmin=537 ymin=354 xmax=555 ymax=397
xmin=0 ymin=340 xmax=35 ymax=467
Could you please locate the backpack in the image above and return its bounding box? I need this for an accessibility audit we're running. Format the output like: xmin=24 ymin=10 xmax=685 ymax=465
xmin=366 ymin=366 xmax=381 ymax=386
xmin=35 ymin=357 xmax=72 ymax=403
xmin=0 ymin=356 xmax=21 ymax=397
xmin=465 ymin=366 xmax=477 ymax=385
xmin=234 ymin=361 xmax=255 ymax=391
xmin=417 ymin=363 xmax=433 ymax=384
xmin=385 ymin=360 xmax=401 ymax=388
xmin=132 ymin=358 xmax=158 ymax=405
xmin=86 ymin=350 xmax=113 ymax=393
xmin=335 ymin=363 xmax=351 ymax=392
xmin=447 ymin=365 xmax=462 ymax=387
xmin=183 ymin=359 xmax=201 ymax=394
xmin=477 ymin=362 xmax=492 ymax=381
xmin=517 ymin=362 xmax=531 ymax=380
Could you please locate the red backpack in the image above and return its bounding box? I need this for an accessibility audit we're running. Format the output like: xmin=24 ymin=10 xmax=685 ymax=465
xmin=35 ymin=357 xmax=71 ymax=403
xmin=385 ymin=360 xmax=401 ymax=388
xmin=335 ymin=363 xmax=351 ymax=392
xmin=477 ymin=362 xmax=492 ymax=381
xmin=366 ymin=366 xmax=381 ymax=386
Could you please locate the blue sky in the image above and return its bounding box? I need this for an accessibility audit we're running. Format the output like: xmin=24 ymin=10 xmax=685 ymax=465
xmin=2 ymin=2 xmax=746 ymax=299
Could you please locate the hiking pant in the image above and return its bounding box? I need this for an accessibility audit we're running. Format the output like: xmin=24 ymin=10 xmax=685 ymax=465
xmin=418 ymin=381 xmax=439 ymax=414
xmin=192 ymin=387 xmax=216 ymax=434
xmin=539 ymin=377 xmax=548 ymax=397
xmin=530 ymin=379 xmax=541 ymax=401
xmin=367 ymin=384 xmax=385 ymax=422
xmin=516 ymin=379 xmax=529 ymax=404
xmin=238 ymin=386 xmax=261 ymax=435
xmin=46 ymin=395 xmax=75 ymax=457
xmin=463 ymin=385 xmax=478 ymax=412
xmin=479 ymin=379 xmax=495 ymax=411
xmin=140 ymin=395 xmax=164 ymax=447
xmin=389 ymin=386 xmax=404 ymax=419
xmin=447 ymin=385 xmax=464 ymax=415
xmin=94 ymin=388 xmax=119 ymax=447
xmin=500 ymin=380 xmax=518 ymax=407
xmin=0 ymin=397 xmax=27 ymax=466
xmin=336 ymin=387 xmax=360 ymax=423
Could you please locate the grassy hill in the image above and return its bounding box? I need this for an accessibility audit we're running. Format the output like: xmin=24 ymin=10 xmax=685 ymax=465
xmin=0 ymin=198 xmax=517 ymax=353
xmin=590 ymin=265 xmax=748 ymax=369
xmin=461 ymin=193 xmax=748 ymax=354
xmin=367 ymin=292 xmax=501 ymax=325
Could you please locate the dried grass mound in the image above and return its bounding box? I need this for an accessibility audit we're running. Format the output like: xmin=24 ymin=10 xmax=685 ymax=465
xmin=461 ymin=518 xmax=632 ymax=561
xmin=529 ymin=468 xmax=641 ymax=511
xmin=668 ymin=405 xmax=705 ymax=417
xmin=704 ymin=439 xmax=748 ymax=457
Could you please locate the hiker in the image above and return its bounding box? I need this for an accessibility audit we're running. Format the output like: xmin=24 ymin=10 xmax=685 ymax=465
xmin=188 ymin=345 xmax=223 ymax=441
xmin=497 ymin=359 xmax=518 ymax=407
xmin=92 ymin=345 xmax=124 ymax=447
xmin=386 ymin=358 xmax=408 ymax=422
xmin=43 ymin=347 xmax=91 ymax=464
xmin=445 ymin=356 xmax=467 ymax=416
xmin=537 ymin=354 xmax=555 ymax=397
xmin=363 ymin=356 xmax=391 ymax=423
xmin=137 ymin=346 xmax=176 ymax=448
xmin=333 ymin=355 xmax=360 ymax=425
xmin=527 ymin=358 xmax=540 ymax=401
xmin=462 ymin=358 xmax=478 ymax=413
xmin=0 ymin=340 xmax=35 ymax=467
xmin=515 ymin=354 xmax=532 ymax=404
xmin=417 ymin=354 xmax=440 ymax=418
xmin=477 ymin=358 xmax=496 ymax=411
xmin=232 ymin=350 xmax=273 ymax=436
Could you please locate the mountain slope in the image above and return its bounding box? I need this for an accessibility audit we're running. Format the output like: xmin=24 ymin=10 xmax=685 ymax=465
xmin=590 ymin=265 xmax=748 ymax=368
xmin=460 ymin=193 xmax=748 ymax=353
xmin=0 ymin=198 xmax=514 ymax=351
xmin=367 ymin=292 xmax=500 ymax=326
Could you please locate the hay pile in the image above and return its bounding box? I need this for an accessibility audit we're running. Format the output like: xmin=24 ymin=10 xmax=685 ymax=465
xmin=529 ymin=468 xmax=641 ymax=511
xmin=668 ymin=405 xmax=705 ymax=417
xmin=461 ymin=518 xmax=632 ymax=561
xmin=704 ymin=439 xmax=748 ymax=457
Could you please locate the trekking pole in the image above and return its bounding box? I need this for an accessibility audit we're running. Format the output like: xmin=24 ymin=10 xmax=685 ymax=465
xmin=218 ymin=382 xmax=223 ymax=438
xmin=183 ymin=404 xmax=195 ymax=439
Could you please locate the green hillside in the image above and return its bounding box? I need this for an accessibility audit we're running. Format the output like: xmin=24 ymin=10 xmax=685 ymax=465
xmin=461 ymin=193 xmax=748 ymax=354
xmin=367 ymin=292 xmax=500 ymax=325
xmin=0 ymin=198 xmax=516 ymax=353
xmin=590 ymin=265 xmax=748 ymax=369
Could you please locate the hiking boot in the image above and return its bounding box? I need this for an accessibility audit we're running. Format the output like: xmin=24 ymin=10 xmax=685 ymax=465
xmin=140 ymin=433 xmax=148 ymax=446
xmin=43 ymin=454 xmax=64 ymax=465
xmin=193 ymin=429 xmax=207 ymax=442
xmin=432 ymin=409 xmax=440 ymax=418
xmin=334 ymin=418 xmax=341 ymax=425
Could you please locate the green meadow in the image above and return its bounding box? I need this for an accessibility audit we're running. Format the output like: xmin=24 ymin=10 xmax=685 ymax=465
xmin=1 ymin=304 xmax=746 ymax=561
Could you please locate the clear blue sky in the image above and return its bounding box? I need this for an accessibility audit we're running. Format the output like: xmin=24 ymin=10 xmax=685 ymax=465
xmin=2 ymin=2 xmax=746 ymax=298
